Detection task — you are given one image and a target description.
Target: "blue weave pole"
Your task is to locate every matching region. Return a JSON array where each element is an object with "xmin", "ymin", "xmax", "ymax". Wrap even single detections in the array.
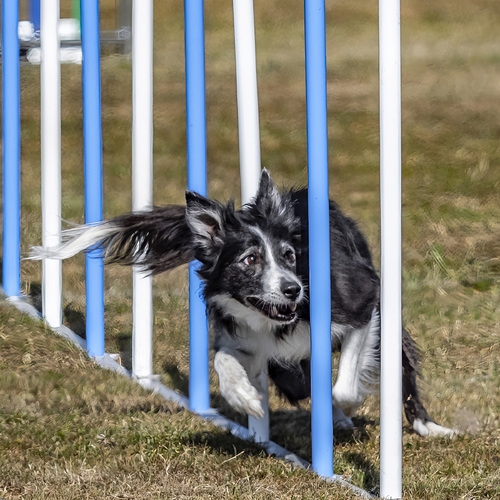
[
  {"xmin": 304, "ymin": 0, "xmax": 334, "ymax": 478},
  {"xmin": 185, "ymin": 0, "xmax": 210, "ymax": 413},
  {"xmin": 81, "ymin": 0, "xmax": 105, "ymax": 357},
  {"xmin": 2, "ymin": 0, "xmax": 21, "ymax": 298},
  {"xmin": 29, "ymin": 0, "xmax": 41, "ymax": 34}
]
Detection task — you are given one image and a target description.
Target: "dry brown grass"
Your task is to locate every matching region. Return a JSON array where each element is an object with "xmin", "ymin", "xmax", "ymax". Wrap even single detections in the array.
[{"xmin": 0, "ymin": 305, "xmax": 360, "ymax": 499}]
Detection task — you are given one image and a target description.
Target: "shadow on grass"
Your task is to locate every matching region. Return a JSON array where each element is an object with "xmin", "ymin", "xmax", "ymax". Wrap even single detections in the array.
[
  {"xmin": 63, "ymin": 304, "xmax": 86, "ymax": 338},
  {"xmin": 344, "ymin": 451, "xmax": 380, "ymax": 494},
  {"xmin": 207, "ymin": 389, "xmax": 379, "ymax": 491},
  {"xmin": 162, "ymin": 360, "xmax": 190, "ymax": 395},
  {"xmin": 19, "ymin": 282, "xmax": 87, "ymax": 341},
  {"xmin": 183, "ymin": 428, "xmax": 268, "ymax": 458},
  {"xmin": 27, "ymin": 281, "xmax": 43, "ymax": 312},
  {"xmin": 271, "ymin": 409, "xmax": 375, "ymax": 446},
  {"xmin": 17, "ymin": 283, "xmax": 89, "ymax": 348},
  {"xmin": 63, "ymin": 303, "xmax": 134, "ymax": 370},
  {"xmin": 116, "ymin": 331, "xmax": 132, "ymax": 369},
  {"xmin": 270, "ymin": 408, "xmax": 379, "ymax": 491}
]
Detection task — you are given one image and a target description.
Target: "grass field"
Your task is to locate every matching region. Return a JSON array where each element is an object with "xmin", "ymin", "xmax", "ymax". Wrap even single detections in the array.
[{"xmin": 1, "ymin": 0, "xmax": 499, "ymax": 498}]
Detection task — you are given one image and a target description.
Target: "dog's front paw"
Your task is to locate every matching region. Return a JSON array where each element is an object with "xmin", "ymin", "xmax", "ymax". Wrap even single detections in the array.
[
  {"xmin": 214, "ymin": 351, "xmax": 265, "ymax": 419},
  {"xmin": 220, "ymin": 373, "xmax": 264, "ymax": 419},
  {"xmin": 333, "ymin": 406, "xmax": 354, "ymax": 430}
]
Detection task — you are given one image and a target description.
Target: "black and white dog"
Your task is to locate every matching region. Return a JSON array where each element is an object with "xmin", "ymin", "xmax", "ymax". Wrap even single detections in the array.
[{"xmin": 31, "ymin": 170, "xmax": 454, "ymax": 436}]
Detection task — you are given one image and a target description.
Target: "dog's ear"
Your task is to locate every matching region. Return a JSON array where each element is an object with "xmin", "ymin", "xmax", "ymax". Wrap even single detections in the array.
[
  {"xmin": 254, "ymin": 168, "xmax": 281, "ymax": 206},
  {"xmin": 185, "ymin": 191, "xmax": 226, "ymax": 248}
]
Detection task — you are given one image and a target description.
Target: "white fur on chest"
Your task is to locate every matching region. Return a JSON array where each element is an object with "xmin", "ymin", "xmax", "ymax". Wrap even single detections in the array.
[
  {"xmin": 211, "ymin": 293, "xmax": 355, "ymax": 365},
  {"xmin": 211, "ymin": 294, "xmax": 311, "ymax": 366}
]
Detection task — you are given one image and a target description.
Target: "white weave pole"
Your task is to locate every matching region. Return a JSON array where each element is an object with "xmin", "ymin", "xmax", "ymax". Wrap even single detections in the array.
[
  {"xmin": 379, "ymin": 0, "xmax": 403, "ymax": 497},
  {"xmin": 232, "ymin": 0, "xmax": 268, "ymax": 442},
  {"xmin": 131, "ymin": 0, "xmax": 154, "ymax": 380},
  {"xmin": 40, "ymin": 0, "xmax": 63, "ymax": 328},
  {"xmin": 233, "ymin": 0, "xmax": 262, "ymax": 204}
]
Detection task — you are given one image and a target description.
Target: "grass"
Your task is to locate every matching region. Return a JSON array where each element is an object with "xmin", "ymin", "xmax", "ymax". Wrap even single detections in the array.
[
  {"xmin": 1, "ymin": 0, "xmax": 499, "ymax": 497},
  {"xmin": 1, "ymin": 306, "xmax": 358, "ymax": 499}
]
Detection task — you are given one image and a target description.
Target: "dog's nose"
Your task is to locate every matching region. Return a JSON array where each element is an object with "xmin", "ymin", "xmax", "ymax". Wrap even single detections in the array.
[{"xmin": 281, "ymin": 280, "xmax": 301, "ymax": 301}]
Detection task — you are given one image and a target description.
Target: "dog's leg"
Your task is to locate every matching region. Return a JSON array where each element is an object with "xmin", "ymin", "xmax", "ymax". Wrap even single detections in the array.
[
  {"xmin": 332, "ymin": 314, "xmax": 379, "ymax": 416},
  {"xmin": 214, "ymin": 348, "xmax": 265, "ymax": 419},
  {"xmin": 402, "ymin": 329, "xmax": 457, "ymax": 437},
  {"xmin": 268, "ymin": 359, "xmax": 354, "ymax": 429},
  {"xmin": 331, "ymin": 325, "xmax": 368, "ymax": 415},
  {"xmin": 268, "ymin": 358, "xmax": 311, "ymax": 403},
  {"xmin": 333, "ymin": 406, "xmax": 354, "ymax": 430}
]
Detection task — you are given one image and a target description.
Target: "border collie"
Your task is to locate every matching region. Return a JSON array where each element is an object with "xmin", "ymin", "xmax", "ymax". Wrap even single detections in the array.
[{"xmin": 30, "ymin": 170, "xmax": 455, "ymax": 437}]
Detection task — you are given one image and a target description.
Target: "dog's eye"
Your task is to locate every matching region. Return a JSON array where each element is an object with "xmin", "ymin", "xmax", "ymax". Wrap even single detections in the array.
[
  {"xmin": 242, "ymin": 254, "xmax": 258, "ymax": 266},
  {"xmin": 284, "ymin": 249, "xmax": 296, "ymax": 264}
]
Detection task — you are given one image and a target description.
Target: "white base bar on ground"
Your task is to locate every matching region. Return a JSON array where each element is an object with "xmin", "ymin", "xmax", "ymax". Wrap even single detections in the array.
[{"xmin": 40, "ymin": 0, "xmax": 62, "ymax": 328}]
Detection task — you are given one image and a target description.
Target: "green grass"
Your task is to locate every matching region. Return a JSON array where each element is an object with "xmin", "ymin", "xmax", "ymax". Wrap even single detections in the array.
[{"xmin": 1, "ymin": 0, "xmax": 500, "ymax": 497}]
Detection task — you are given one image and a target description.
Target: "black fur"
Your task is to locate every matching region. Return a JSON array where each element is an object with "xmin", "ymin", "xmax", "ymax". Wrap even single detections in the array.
[
  {"xmin": 291, "ymin": 189, "xmax": 380, "ymax": 327},
  {"xmin": 99, "ymin": 205, "xmax": 192, "ymax": 274}
]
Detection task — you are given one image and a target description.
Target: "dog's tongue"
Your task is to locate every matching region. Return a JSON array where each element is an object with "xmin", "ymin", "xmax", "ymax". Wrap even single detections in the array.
[{"xmin": 247, "ymin": 297, "xmax": 297, "ymax": 322}]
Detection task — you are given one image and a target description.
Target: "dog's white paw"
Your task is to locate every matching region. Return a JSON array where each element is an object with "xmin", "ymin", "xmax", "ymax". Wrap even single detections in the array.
[
  {"xmin": 413, "ymin": 419, "xmax": 458, "ymax": 437},
  {"xmin": 333, "ymin": 406, "xmax": 354, "ymax": 430},
  {"xmin": 332, "ymin": 384, "xmax": 364, "ymax": 417},
  {"xmin": 214, "ymin": 350, "xmax": 265, "ymax": 419},
  {"xmin": 221, "ymin": 377, "xmax": 264, "ymax": 418}
]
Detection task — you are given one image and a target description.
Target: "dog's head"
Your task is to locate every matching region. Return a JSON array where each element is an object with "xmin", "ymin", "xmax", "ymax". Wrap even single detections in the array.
[{"xmin": 185, "ymin": 170, "xmax": 304, "ymax": 327}]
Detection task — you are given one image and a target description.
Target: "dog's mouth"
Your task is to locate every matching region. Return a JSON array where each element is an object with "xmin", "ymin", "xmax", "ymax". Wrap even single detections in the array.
[{"xmin": 246, "ymin": 297, "xmax": 298, "ymax": 323}]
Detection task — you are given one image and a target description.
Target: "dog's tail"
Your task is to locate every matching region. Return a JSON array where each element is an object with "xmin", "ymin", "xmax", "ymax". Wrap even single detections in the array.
[{"xmin": 28, "ymin": 205, "xmax": 194, "ymax": 274}]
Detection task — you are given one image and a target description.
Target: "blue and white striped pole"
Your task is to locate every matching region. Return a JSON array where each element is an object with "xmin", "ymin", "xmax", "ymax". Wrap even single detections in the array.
[
  {"xmin": 1, "ymin": 0, "xmax": 21, "ymax": 298},
  {"xmin": 304, "ymin": 0, "xmax": 334, "ymax": 478},
  {"xmin": 81, "ymin": 0, "xmax": 105, "ymax": 358},
  {"xmin": 185, "ymin": 0, "xmax": 210, "ymax": 413}
]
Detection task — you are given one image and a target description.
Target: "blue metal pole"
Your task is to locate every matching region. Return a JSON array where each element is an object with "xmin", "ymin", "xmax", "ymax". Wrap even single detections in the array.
[
  {"xmin": 2, "ymin": 0, "xmax": 21, "ymax": 298},
  {"xmin": 304, "ymin": 0, "xmax": 334, "ymax": 478},
  {"xmin": 184, "ymin": 0, "xmax": 210, "ymax": 413},
  {"xmin": 81, "ymin": 0, "xmax": 105, "ymax": 357},
  {"xmin": 30, "ymin": 0, "xmax": 41, "ymax": 34}
]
